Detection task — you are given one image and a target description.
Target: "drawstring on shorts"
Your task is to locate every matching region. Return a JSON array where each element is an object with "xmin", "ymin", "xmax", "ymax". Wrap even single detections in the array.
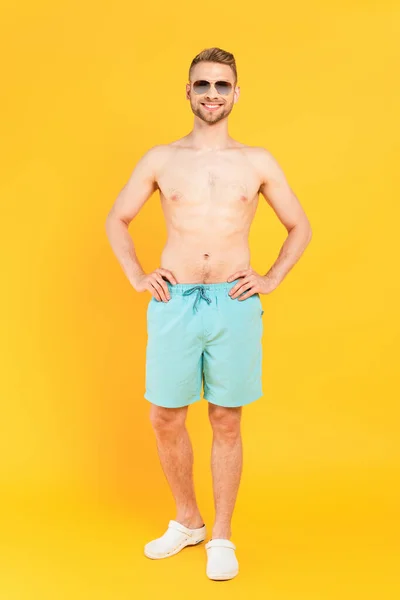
[{"xmin": 182, "ymin": 286, "xmax": 212, "ymax": 313}]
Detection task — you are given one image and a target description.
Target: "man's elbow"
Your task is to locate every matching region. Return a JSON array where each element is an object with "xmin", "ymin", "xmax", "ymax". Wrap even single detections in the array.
[
  {"xmin": 105, "ymin": 211, "xmax": 115, "ymax": 232},
  {"xmin": 289, "ymin": 217, "xmax": 312, "ymax": 238},
  {"xmin": 303, "ymin": 222, "xmax": 313, "ymax": 248},
  {"xmin": 305, "ymin": 220, "xmax": 312, "ymax": 243},
  {"xmin": 289, "ymin": 218, "xmax": 312, "ymax": 246},
  {"xmin": 298, "ymin": 214, "xmax": 312, "ymax": 239},
  {"xmin": 105, "ymin": 210, "xmax": 129, "ymax": 235}
]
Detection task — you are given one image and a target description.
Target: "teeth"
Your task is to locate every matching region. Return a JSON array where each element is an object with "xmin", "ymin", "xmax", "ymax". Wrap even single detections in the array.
[{"xmin": 204, "ymin": 104, "xmax": 221, "ymax": 109}]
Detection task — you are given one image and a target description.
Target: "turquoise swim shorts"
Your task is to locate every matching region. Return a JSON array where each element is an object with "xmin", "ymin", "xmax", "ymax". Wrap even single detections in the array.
[{"xmin": 144, "ymin": 279, "xmax": 264, "ymax": 409}]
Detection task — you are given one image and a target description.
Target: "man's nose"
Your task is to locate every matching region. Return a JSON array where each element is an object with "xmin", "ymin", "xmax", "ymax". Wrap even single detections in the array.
[{"xmin": 205, "ymin": 83, "xmax": 219, "ymax": 99}]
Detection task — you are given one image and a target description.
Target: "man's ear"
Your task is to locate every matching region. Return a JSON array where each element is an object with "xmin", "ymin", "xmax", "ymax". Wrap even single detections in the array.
[
  {"xmin": 234, "ymin": 86, "xmax": 240, "ymax": 103},
  {"xmin": 186, "ymin": 83, "xmax": 190, "ymax": 99}
]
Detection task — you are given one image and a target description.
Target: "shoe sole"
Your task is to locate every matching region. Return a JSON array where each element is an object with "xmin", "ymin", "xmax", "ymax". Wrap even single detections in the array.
[
  {"xmin": 207, "ymin": 570, "xmax": 239, "ymax": 580},
  {"xmin": 144, "ymin": 537, "xmax": 206, "ymax": 559}
]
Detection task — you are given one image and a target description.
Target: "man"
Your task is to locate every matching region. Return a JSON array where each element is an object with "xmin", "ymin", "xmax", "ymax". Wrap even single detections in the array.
[{"xmin": 105, "ymin": 47, "xmax": 312, "ymax": 580}]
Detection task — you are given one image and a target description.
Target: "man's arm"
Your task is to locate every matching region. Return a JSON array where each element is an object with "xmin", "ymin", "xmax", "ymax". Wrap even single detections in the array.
[
  {"xmin": 227, "ymin": 149, "xmax": 312, "ymax": 297},
  {"xmin": 257, "ymin": 148, "xmax": 312, "ymax": 286},
  {"xmin": 105, "ymin": 146, "xmax": 162, "ymax": 289}
]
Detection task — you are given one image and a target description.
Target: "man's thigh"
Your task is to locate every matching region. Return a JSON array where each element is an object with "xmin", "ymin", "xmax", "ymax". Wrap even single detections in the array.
[
  {"xmin": 203, "ymin": 293, "xmax": 264, "ymax": 408},
  {"xmin": 144, "ymin": 296, "xmax": 203, "ymax": 408}
]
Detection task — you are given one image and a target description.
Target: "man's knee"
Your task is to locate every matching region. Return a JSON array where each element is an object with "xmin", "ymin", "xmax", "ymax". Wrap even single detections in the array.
[
  {"xmin": 149, "ymin": 403, "xmax": 188, "ymax": 434},
  {"xmin": 208, "ymin": 404, "xmax": 242, "ymax": 436}
]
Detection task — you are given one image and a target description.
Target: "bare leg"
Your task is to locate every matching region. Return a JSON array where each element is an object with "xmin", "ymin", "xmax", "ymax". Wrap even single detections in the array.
[
  {"xmin": 149, "ymin": 403, "xmax": 204, "ymax": 529},
  {"xmin": 208, "ymin": 403, "xmax": 243, "ymax": 540}
]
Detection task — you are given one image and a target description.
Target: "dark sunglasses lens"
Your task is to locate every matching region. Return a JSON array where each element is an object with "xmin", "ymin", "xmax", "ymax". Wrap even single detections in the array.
[
  {"xmin": 193, "ymin": 80, "xmax": 210, "ymax": 94},
  {"xmin": 215, "ymin": 81, "xmax": 232, "ymax": 95}
]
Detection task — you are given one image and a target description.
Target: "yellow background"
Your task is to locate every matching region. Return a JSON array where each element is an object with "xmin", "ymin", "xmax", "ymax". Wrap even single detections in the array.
[{"xmin": 1, "ymin": 0, "xmax": 399, "ymax": 598}]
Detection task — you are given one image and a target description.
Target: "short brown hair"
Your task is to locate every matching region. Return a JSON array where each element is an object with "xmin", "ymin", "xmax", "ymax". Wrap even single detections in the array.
[{"xmin": 189, "ymin": 47, "xmax": 237, "ymax": 84}]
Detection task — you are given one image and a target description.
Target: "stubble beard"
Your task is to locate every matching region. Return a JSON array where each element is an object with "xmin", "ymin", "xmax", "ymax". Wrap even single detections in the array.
[{"xmin": 190, "ymin": 99, "xmax": 234, "ymax": 125}]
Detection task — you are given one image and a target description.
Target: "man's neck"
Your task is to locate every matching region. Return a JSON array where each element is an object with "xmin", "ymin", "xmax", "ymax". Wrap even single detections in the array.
[{"xmin": 187, "ymin": 118, "xmax": 232, "ymax": 150}]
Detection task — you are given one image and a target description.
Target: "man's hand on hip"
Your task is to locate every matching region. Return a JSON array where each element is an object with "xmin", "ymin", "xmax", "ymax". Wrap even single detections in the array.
[
  {"xmin": 227, "ymin": 268, "xmax": 277, "ymax": 300},
  {"xmin": 134, "ymin": 268, "xmax": 177, "ymax": 302}
]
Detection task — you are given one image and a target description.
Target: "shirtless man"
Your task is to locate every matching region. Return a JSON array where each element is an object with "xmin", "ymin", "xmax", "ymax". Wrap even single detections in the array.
[{"xmin": 105, "ymin": 47, "xmax": 312, "ymax": 580}]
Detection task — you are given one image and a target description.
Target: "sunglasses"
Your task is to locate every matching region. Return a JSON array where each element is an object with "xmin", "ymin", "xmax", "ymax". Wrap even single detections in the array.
[{"xmin": 191, "ymin": 80, "xmax": 233, "ymax": 96}]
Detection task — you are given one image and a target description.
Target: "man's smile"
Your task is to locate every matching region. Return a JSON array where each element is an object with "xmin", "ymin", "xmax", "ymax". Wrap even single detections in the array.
[{"xmin": 201, "ymin": 103, "xmax": 223, "ymax": 111}]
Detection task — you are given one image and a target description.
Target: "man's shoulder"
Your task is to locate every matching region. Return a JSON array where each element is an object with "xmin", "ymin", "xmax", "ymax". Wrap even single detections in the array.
[
  {"xmin": 138, "ymin": 144, "xmax": 176, "ymax": 174},
  {"xmin": 240, "ymin": 145, "xmax": 276, "ymax": 175},
  {"xmin": 146, "ymin": 137, "xmax": 189, "ymax": 152},
  {"xmin": 242, "ymin": 144, "xmax": 272, "ymax": 159},
  {"xmin": 143, "ymin": 143, "xmax": 173, "ymax": 158}
]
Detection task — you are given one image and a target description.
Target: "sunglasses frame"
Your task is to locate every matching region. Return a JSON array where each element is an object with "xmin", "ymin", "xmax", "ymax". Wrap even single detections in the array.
[{"xmin": 190, "ymin": 79, "xmax": 234, "ymax": 96}]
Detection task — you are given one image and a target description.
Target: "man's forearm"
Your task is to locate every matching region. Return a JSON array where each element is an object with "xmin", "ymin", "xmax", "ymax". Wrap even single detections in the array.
[
  {"xmin": 105, "ymin": 217, "xmax": 145, "ymax": 289},
  {"xmin": 265, "ymin": 220, "xmax": 312, "ymax": 285}
]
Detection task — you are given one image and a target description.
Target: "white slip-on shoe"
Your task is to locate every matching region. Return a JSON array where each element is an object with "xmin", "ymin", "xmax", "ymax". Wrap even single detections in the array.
[
  {"xmin": 205, "ymin": 538, "xmax": 239, "ymax": 580},
  {"xmin": 144, "ymin": 520, "xmax": 207, "ymax": 559}
]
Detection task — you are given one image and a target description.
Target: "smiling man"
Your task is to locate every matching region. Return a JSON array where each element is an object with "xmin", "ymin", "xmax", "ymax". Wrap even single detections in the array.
[{"xmin": 105, "ymin": 47, "xmax": 312, "ymax": 580}]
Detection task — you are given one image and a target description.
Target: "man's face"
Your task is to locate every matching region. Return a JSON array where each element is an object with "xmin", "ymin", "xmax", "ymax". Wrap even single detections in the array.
[{"xmin": 186, "ymin": 62, "xmax": 239, "ymax": 125}]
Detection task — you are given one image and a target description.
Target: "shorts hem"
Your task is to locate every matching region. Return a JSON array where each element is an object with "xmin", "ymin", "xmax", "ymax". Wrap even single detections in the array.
[
  {"xmin": 204, "ymin": 392, "xmax": 263, "ymax": 408},
  {"xmin": 144, "ymin": 394, "xmax": 201, "ymax": 408}
]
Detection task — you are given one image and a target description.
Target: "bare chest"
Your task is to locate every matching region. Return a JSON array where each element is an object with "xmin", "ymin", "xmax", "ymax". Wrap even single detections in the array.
[{"xmin": 157, "ymin": 153, "xmax": 261, "ymax": 209}]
